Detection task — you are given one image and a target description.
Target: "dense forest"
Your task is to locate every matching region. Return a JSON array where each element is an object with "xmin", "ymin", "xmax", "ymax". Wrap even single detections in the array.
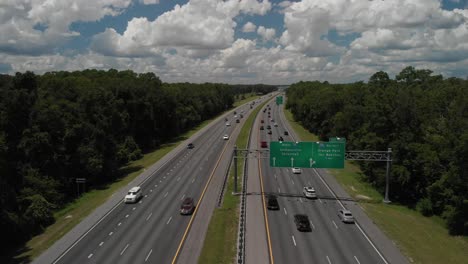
[
  {"xmin": 0, "ymin": 69, "xmax": 276, "ymax": 253},
  {"xmin": 286, "ymin": 66, "xmax": 468, "ymax": 235}
]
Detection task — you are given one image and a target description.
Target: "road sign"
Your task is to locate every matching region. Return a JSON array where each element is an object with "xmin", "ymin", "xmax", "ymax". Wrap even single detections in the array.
[
  {"xmin": 312, "ymin": 141, "xmax": 345, "ymax": 168},
  {"xmin": 270, "ymin": 141, "xmax": 314, "ymax": 168},
  {"xmin": 276, "ymin": 96, "xmax": 283, "ymax": 105},
  {"xmin": 269, "ymin": 140, "xmax": 345, "ymax": 168}
]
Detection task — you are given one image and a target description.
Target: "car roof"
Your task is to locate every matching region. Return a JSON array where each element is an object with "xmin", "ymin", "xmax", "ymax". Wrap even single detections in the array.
[{"xmin": 129, "ymin": 186, "xmax": 140, "ymax": 192}]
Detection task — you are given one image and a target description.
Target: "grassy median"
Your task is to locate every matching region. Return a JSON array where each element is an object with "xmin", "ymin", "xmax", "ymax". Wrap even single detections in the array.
[
  {"xmin": 284, "ymin": 108, "xmax": 468, "ymax": 264},
  {"xmin": 198, "ymin": 100, "xmax": 268, "ymax": 264},
  {"xmin": 12, "ymin": 95, "xmax": 259, "ymax": 264}
]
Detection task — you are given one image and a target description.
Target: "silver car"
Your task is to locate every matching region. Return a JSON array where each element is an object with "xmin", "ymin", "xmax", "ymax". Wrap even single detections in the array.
[{"xmin": 338, "ymin": 209, "xmax": 354, "ymax": 223}]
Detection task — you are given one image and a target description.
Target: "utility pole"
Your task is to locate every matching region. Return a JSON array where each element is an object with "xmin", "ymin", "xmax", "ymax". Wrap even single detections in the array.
[{"xmin": 383, "ymin": 148, "xmax": 392, "ymax": 203}]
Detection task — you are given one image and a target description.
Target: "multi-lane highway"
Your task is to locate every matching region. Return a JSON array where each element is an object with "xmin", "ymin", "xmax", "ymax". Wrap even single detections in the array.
[
  {"xmin": 35, "ymin": 97, "xmax": 267, "ymax": 264},
  {"xmin": 246, "ymin": 98, "xmax": 408, "ymax": 264}
]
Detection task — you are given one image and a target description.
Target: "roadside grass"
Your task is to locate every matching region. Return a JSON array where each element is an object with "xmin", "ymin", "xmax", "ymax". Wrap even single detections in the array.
[
  {"xmin": 284, "ymin": 109, "xmax": 468, "ymax": 264},
  {"xmin": 199, "ymin": 100, "xmax": 267, "ymax": 264},
  {"xmin": 13, "ymin": 94, "xmax": 259, "ymax": 264}
]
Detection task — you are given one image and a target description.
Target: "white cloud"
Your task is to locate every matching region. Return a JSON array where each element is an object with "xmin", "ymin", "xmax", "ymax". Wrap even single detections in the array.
[
  {"xmin": 0, "ymin": 0, "xmax": 132, "ymax": 55},
  {"xmin": 242, "ymin": 22, "xmax": 257, "ymax": 33},
  {"xmin": 257, "ymin": 26, "xmax": 276, "ymax": 41},
  {"xmin": 91, "ymin": 0, "xmax": 272, "ymax": 57}
]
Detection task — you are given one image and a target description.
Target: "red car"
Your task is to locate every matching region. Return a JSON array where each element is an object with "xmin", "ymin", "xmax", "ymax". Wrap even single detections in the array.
[{"xmin": 261, "ymin": 141, "xmax": 268, "ymax": 148}]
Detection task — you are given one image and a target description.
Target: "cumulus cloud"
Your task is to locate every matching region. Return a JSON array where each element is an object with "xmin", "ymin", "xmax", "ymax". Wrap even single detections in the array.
[
  {"xmin": 257, "ymin": 26, "xmax": 276, "ymax": 41},
  {"xmin": 242, "ymin": 22, "xmax": 257, "ymax": 32},
  {"xmin": 0, "ymin": 0, "xmax": 132, "ymax": 55},
  {"xmin": 91, "ymin": 0, "xmax": 272, "ymax": 57}
]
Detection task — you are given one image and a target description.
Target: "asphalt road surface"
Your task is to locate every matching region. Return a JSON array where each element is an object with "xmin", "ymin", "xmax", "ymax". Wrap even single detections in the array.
[
  {"xmin": 246, "ymin": 99, "xmax": 408, "ymax": 264},
  {"xmin": 37, "ymin": 98, "xmax": 265, "ymax": 264}
]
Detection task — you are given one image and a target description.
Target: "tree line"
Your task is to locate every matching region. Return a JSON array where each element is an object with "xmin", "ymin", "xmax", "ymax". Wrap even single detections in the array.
[
  {"xmin": 0, "ymin": 69, "xmax": 276, "ymax": 253},
  {"xmin": 286, "ymin": 67, "xmax": 468, "ymax": 235}
]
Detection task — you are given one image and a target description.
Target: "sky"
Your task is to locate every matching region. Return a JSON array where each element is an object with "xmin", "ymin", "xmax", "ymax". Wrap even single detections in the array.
[{"xmin": 0, "ymin": 0, "xmax": 467, "ymax": 84}]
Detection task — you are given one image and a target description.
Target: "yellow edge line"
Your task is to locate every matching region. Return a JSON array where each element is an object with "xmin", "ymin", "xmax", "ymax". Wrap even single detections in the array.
[
  {"xmin": 258, "ymin": 116, "xmax": 275, "ymax": 264},
  {"xmin": 171, "ymin": 137, "xmax": 231, "ymax": 264}
]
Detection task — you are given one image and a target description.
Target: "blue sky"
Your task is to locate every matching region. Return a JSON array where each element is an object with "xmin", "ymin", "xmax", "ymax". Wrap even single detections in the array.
[{"xmin": 1, "ymin": 0, "xmax": 467, "ymax": 84}]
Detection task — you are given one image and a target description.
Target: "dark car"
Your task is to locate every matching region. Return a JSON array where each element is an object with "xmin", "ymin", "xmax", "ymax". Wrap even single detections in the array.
[
  {"xmin": 261, "ymin": 120, "xmax": 264, "ymax": 123},
  {"xmin": 267, "ymin": 195, "xmax": 279, "ymax": 210},
  {"xmin": 260, "ymin": 125, "xmax": 264, "ymax": 130},
  {"xmin": 267, "ymin": 125, "xmax": 271, "ymax": 129},
  {"xmin": 267, "ymin": 130, "xmax": 272, "ymax": 135},
  {"xmin": 284, "ymin": 131, "xmax": 289, "ymax": 136},
  {"xmin": 278, "ymin": 136, "xmax": 284, "ymax": 141},
  {"xmin": 236, "ymin": 119, "xmax": 240, "ymax": 123},
  {"xmin": 294, "ymin": 214, "xmax": 312, "ymax": 232},
  {"xmin": 180, "ymin": 197, "xmax": 195, "ymax": 215},
  {"xmin": 240, "ymin": 114, "xmax": 243, "ymax": 118},
  {"xmin": 187, "ymin": 143, "xmax": 195, "ymax": 149}
]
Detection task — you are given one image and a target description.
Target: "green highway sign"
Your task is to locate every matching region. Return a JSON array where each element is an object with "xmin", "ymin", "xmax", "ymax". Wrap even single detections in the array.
[
  {"xmin": 313, "ymin": 141, "xmax": 345, "ymax": 169},
  {"xmin": 269, "ymin": 140, "xmax": 345, "ymax": 169},
  {"xmin": 270, "ymin": 141, "xmax": 314, "ymax": 167},
  {"xmin": 276, "ymin": 96, "xmax": 283, "ymax": 105}
]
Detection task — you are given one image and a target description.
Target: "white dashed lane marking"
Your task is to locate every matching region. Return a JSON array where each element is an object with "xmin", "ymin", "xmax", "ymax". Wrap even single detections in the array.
[{"xmin": 120, "ymin": 244, "xmax": 129, "ymax": 255}]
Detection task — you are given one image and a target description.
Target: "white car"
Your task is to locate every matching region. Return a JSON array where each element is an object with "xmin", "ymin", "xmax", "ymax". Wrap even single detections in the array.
[
  {"xmin": 303, "ymin": 187, "xmax": 317, "ymax": 199},
  {"xmin": 226, "ymin": 122, "xmax": 231, "ymax": 126},
  {"xmin": 338, "ymin": 209, "xmax": 355, "ymax": 223},
  {"xmin": 223, "ymin": 134, "xmax": 229, "ymax": 140},
  {"xmin": 274, "ymin": 123, "xmax": 278, "ymax": 127},
  {"xmin": 292, "ymin": 167, "xmax": 302, "ymax": 174},
  {"xmin": 125, "ymin": 186, "xmax": 142, "ymax": 203}
]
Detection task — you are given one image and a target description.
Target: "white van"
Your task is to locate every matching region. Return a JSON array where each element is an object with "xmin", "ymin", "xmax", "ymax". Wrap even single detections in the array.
[{"xmin": 125, "ymin": 186, "xmax": 142, "ymax": 203}]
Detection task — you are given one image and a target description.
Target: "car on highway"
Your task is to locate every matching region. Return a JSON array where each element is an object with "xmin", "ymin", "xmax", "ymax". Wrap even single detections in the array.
[
  {"xmin": 274, "ymin": 123, "xmax": 278, "ymax": 127},
  {"xmin": 223, "ymin": 134, "xmax": 229, "ymax": 140},
  {"xmin": 267, "ymin": 195, "xmax": 279, "ymax": 210},
  {"xmin": 226, "ymin": 122, "xmax": 230, "ymax": 126},
  {"xmin": 303, "ymin": 187, "xmax": 317, "ymax": 199},
  {"xmin": 187, "ymin": 143, "xmax": 194, "ymax": 149},
  {"xmin": 180, "ymin": 197, "xmax": 195, "ymax": 215},
  {"xmin": 267, "ymin": 125, "xmax": 271, "ymax": 129},
  {"xmin": 236, "ymin": 119, "xmax": 240, "ymax": 123},
  {"xmin": 267, "ymin": 130, "xmax": 272, "ymax": 135},
  {"xmin": 284, "ymin": 131, "xmax": 289, "ymax": 136},
  {"xmin": 294, "ymin": 214, "xmax": 312, "ymax": 232},
  {"xmin": 338, "ymin": 209, "xmax": 355, "ymax": 223},
  {"xmin": 292, "ymin": 167, "xmax": 302, "ymax": 174},
  {"xmin": 261, "ymin": 119, "xmax": 264, "ymax": 123},
  {"xmin": 261, "ymin": 141, "xmax": 268, "ymax": 148},
  {"xmin": 278, "ymin": 136, "xmax": 284, "ymax": 142},
  {"xmin": 260, "ymin": 125, "xmax": 264, "ymax": 130},
  {"xmin": 271, "ymin": 119, "xmax": 275, "ymax": 122},
  {"xmin": 124, "ymin": 186, "xmax": 142, "ymax": 203}
]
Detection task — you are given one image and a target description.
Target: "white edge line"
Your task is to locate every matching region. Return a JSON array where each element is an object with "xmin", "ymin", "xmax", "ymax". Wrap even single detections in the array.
[
  {"xmin": 87, "ymin": 253, "xmax": 93, "ymax": 259},
  {"xmin": 326, "ymin": 255, "xmax": 331, "ymax": 264},
  {"xmin": 167, "ymin": 216, "xmax": 172, "ymax": 225},
  {"xmin": 291, "ymin": 235, "xmax": 296, "ymax": 246}
]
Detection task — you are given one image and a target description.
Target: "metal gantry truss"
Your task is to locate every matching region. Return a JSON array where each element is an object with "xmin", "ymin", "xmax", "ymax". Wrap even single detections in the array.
[{"xmin": 232, "ymin": 147, "xmax": 393, "ymax": 203}]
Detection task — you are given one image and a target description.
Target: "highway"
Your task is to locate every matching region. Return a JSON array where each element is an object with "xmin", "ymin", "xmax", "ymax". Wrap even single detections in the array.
[
  {"xmin": 45, "ymin": 99, "xmax": 262, "ymax": 264},
  {"xmin": 250, "ymin": 100, "xmax": 407, "ymax": 264}
]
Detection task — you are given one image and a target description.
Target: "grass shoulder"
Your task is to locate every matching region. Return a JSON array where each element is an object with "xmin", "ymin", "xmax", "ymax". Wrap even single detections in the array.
[{"xmin": 284, "ymin": 108, "xmax": 468, "ymax": 264}]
